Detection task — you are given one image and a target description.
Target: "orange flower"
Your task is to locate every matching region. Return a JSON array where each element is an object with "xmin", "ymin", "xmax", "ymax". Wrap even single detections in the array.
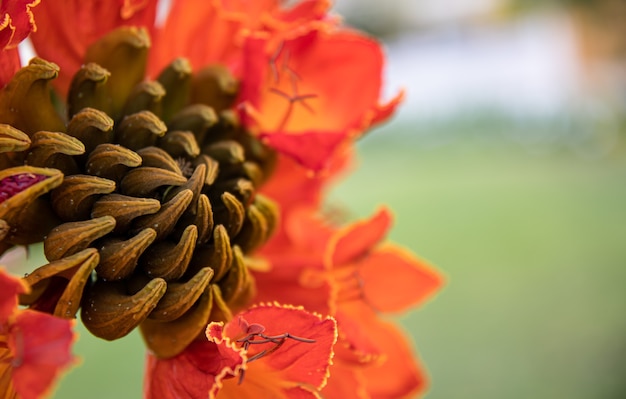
[
  {"xmin": 0, "ymin": 0, "xmax": 40, "ymax": 86},
  {"xmin": 0, "ymin": 269, "xmax": 75, "ymax": 399},
  {"xmin": 145, "ymin": 303, "xmax": 337, "ymax": 399},
  {"xmin": 238, "ymin": 25, "xmax": 404, "ymax": 170},
  {"xmin": 149, "ymin": 0, "xmax": 332, "ymax": 77},
  {"xmin": 0, "ymin": 1, "xmax": 442, "ymax": 398},
  {"xmin": 254, "ymin": 207, "xmax": 443, "ymax": 397}
]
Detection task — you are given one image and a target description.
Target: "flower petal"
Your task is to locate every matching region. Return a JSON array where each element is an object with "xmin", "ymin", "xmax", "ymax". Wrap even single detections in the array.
[
  {"xmin": 0, "ymin": 0, "xmax": 40, "ymax": 50},
  {"xmin": 259, "ymin": 130, "xmax": 347, "ymax": 172},
  {"xmin": 29, "ymin": 0, "xmax": 157, "ymax": 94},
  {"xmin": 0, "ymin": 268, "xmax": 27, "ymax": 321},
  {"xmin": 360, "ymin": 319, "xmax": 428, "ymax": 399},
  {"xmin": 239, "ymin": 27, "xmax": 395, "ymax": 170},
  {"xmin": 8, "ymin": 310, "xmax": 75, "ymax": 399},
  {"xmin": 149, "ymin": 0, "xmax": 243, "ymax": 77},
  {"xmin": 0, "ymin": 48, "xmax": 21, "ymax": 87},
  {"xmin": 329, "ymin": 208, "xmax": 392, "ymax": 267},
  {"xmin": 358, "ymin": 245, "xmax": 444, "ymax": 313},
  {"xmin": 211, "ymin": 304, "xmax": 337, "ymax": 398},
  {"xmin": 144, "ymin": 338, "xmax": 245, "ymax": 399}
]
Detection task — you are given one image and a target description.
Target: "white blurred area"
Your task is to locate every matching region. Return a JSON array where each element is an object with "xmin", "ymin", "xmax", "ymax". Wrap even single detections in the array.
[{"xmin": 333, "ymin": 0, "xmax": 624, "ymax": 122}]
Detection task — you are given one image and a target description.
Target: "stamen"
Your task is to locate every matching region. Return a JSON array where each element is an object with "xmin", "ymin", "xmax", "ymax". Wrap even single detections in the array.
[
  {"xmin": 175, "ymin": 157, "xmax": 195, "ymax": 178},
  {"xmin": 236, "ymin": 319, "xmax": 316, "ymax": 384},
  {"xmin": 0, "ymin": 173, "xmax": 49, "ymax": 204},
  {"xmin": 267, "ymin": 42, "xmax": 318, "ymax": 131}
]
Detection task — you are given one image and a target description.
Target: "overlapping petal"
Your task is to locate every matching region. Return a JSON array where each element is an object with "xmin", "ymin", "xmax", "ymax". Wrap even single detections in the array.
[
  {"xmin": 144, "ymin": 339, "xmax": 245, "ymax": 399},
  {"xmin": 239, "ymin": 27, "xmax": 402, "ymax": 170},
  {"xmin": 254, "ymin": 207, "xmax": 443, "ymax": 398},
  {"xmin": 211, "ymin": 304, "xmax": 337, "ymax": 399},
  {"xmin": 150, "ymin": 0, "xmax": 331, "ymax": 77},
  {"xmin": 0, "ymin": 269, "xmax": 75, "ymax": 399},
  {"xmin": 0, "ymin": 0, "xmax": 40, "ymax": 50},
  {"xmin": 29, "ymin": 0, "xmax": 158, "ymax": 94}
]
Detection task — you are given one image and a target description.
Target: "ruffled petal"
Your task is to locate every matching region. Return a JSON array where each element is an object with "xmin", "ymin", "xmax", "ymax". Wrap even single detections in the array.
[
  {"xmin": 0, "ymin": 0, "xmax": 40, "ymax": 50},
  {"xmin": 213, "ymin": 304, "xmax": 337, "ymax": 398},
  {"xmin": 8, "ymin": 310, "xmax": 75, "ymax": 399}
]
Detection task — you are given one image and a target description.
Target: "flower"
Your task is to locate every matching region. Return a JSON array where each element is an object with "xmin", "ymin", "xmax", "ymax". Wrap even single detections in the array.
[
  {"xmin": 0, "ymin": 268, "xmax": 75, "ymax": 399},
  {"xmin": 0, "ymin": 27, "xmax": 280, "ymax": 360},
  {"xmin": 0, "ymin": 1, "xmax": 442, "ymax": 398},
  {"xmin": 253, "ymin": 206, "xmax": 443, "ymax": 397},
  {"xmin": 238, "ymin": 25, "xmax": 404, "ymax": 171},
  {"xmin": 145, "ymin": 303, "xmax": 337, "ymax": 399}
]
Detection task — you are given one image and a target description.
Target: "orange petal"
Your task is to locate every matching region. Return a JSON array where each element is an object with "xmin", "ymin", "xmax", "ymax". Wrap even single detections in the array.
[
  {"xmin": 329, "ymin": 208, "xmax": 392, "ymax": 267},
  {"xmin": 251, "ymin": 264, "xmax": 332, "ymax": 316},
  {"xmin": 144, "ymin": 339, "xmax": 245, "ymax": 399},
  {"xmin": 149, "ymin": 0, "xmax": 243, "ymax": 77},
  {"xmin": 239, "ymin": 27, "xmax": 391, "ymax": 169},
  {"xmin": 360, "ymin": 319, "xmax": 429, "ymax": 399},
  {"xmin": 8, "ymin": 310, "xmax": 75, "ymax": 399},
  {"xmin": 358, "ymin": 245, "xmax": 444, "ymax": 313},
  {"xmin": 259, "ymin": 151, "xmax": 352, "ymax": 215},
  {"xmin": 0, "ymin": 268, "xmax": 28, "ymax": 321},
  {"xmin": 216, "ymin": 304, "xmax": 337, "ymax": 397},
  {"xmin": 29, "ymin": 0, "xmax": 157, "ymax": 95},
  {"xmin": 321, "ymin": 360, "xmax": 370, "ymax": 399},
  {"xmin": 332, "ymin": 303, "xmax": 427, "ymax": 399}
]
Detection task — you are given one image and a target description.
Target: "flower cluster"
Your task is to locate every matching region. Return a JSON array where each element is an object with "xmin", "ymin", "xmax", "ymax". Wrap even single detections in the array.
[{"xmin": 0, "ymin": 1, "xmax": 442, "ymax": 398}]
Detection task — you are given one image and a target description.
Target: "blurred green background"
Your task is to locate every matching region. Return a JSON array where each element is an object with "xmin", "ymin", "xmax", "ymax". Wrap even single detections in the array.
[
  {"xmin": 12, "ymin": 0, "xmax": 626, "ymax": 398},
  {"xmin": 30, "ymin": 115, "xmax": 625, "ymax": 398}
]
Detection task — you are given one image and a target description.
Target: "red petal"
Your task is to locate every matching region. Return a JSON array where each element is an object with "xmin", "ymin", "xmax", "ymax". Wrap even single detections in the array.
[
  {"xmin": 0, "ymin": 268, "xmax": 28, "ymax": 322},
  {"xmin": 260, "ymin": 130, "xmax": 348, "ymax": 172},
  {"xmin": 359, "ymin": 246, "xmax": 444, "ymax": 313},
  {"xmin": 0, "ymin": 0, "xmax": 40, "ymax": 50},
  {"xmin": 29, "ymin": 0, "xmax": 157, "ymax": 94},
  {"xmin": 0, "ymin": 42, "xmax": 22, "ymax": 89},
  {"xmin": 144, "ymin": 338, "xmax": 245, "ymax": 399},
  {"xmin": 222, "ymin": 304, "xmax": 337, "ymax": 390},
  {"xmin": 8, "ymin": 310, "xmax": 75, "ymax": 399},
  {"xmin": 330, "ymin": 208, "xmax": 392, "ymax": 267}
]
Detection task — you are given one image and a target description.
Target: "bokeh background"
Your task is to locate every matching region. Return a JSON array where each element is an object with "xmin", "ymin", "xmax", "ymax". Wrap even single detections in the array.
[{"xmin": 10, "ymin": 0, "xmax": 626, "ymax": 397}]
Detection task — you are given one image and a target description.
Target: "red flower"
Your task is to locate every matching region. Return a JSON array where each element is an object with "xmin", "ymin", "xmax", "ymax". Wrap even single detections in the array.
[
  {"xmin": 145, "ymin": 303, "xmax": 337, "ymax": 399},
  {"xmin": 0, "ymin": 269, "xmax": 75, "ymax": 399}
]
